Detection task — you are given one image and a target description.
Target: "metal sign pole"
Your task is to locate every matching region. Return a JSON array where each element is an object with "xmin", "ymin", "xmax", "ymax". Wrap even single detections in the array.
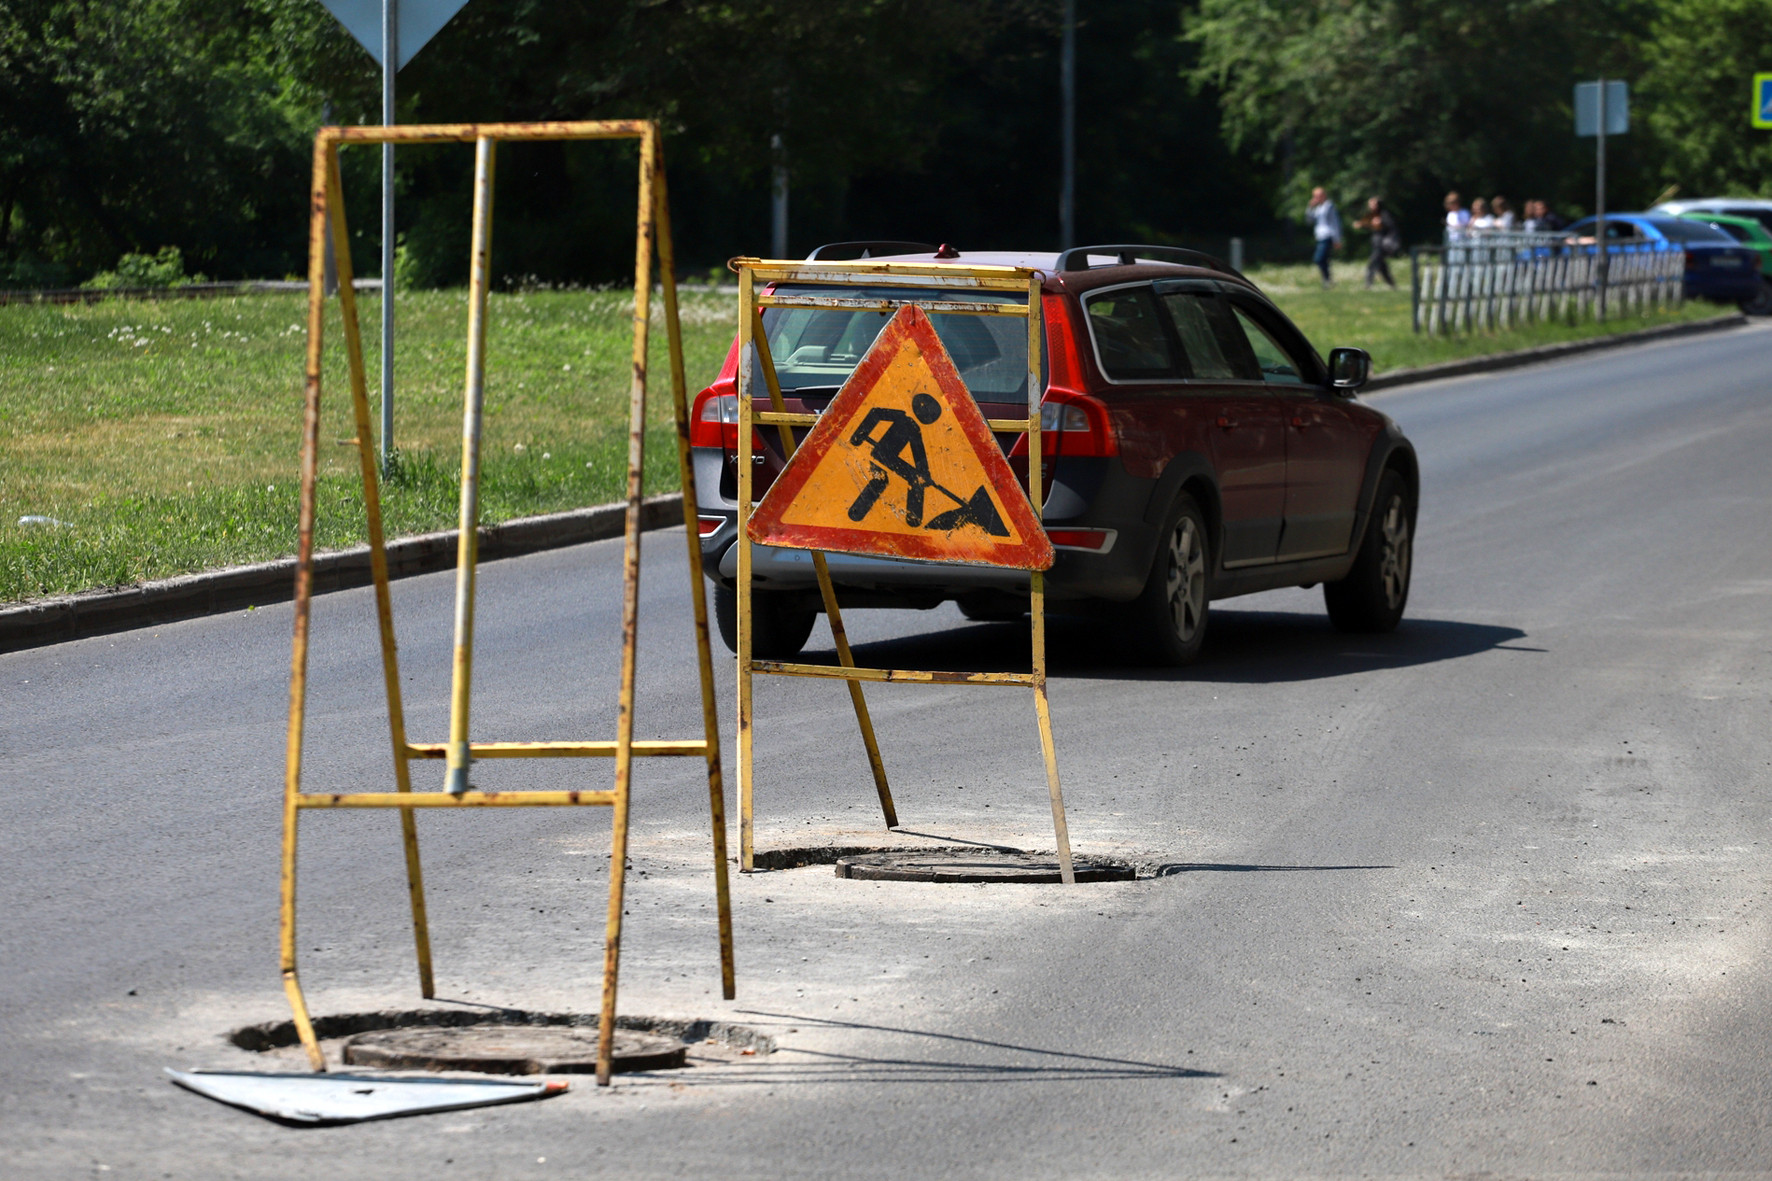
[
  {"xmin": 381, "ymin": 0, "xmax": 397, "ymax": 475},
  {"xmin": 1596, "ymin": 77, "xmax": 1608, "ymax": 323}
]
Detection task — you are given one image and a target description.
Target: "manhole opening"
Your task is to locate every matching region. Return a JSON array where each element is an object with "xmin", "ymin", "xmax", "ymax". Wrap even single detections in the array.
[
  {"xmin": 228, "ymin": 1009, "xmax": 773, "ymax": 1068},
  {"xmin": 828, "ymin": 847, "xmax": 1139, "ymax": 884},
  {"xmin": 343, "ymin": 1024, "xmax": 688, "ymax": 1076}
]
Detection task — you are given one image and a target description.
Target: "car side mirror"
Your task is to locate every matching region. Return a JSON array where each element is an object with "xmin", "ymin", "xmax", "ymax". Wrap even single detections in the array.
[{"xmin": 1328, "ymin": 346, "xmax": 1370, "ymax": 393}]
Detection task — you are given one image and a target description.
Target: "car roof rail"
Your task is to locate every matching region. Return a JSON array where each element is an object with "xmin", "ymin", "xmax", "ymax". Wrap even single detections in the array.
[
  {"xmin": 1055, "ymin": 243, "xmax": 1244, "ymax": 280},
  {"xmin": 804, "ymin": 241, "xmax": 940, "ymax": 261}
]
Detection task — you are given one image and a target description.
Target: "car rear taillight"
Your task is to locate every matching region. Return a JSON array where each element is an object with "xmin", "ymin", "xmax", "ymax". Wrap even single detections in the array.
[
  {"xmin": 690, "ymin": 390, "xmax": 737, "ymax": 449},
  {"xmin": 1034, "ymin": 392, "xmax": 1116, "ymax": 457},
  {"xmin": 1046, "ymin": 528, "xmax": 1116, "ymax": 553},
  {"xmin": 697, "ymin": 516, "xmax": 724, "ymax": 535},
  {"xmin": 1685, "ymin": 250, "xmax": 1700, "ymax": 271}
]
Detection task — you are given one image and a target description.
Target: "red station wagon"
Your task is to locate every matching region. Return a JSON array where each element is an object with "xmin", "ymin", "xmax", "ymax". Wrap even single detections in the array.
[{"xmin": 689, "ymin": 243, "xmax": 1418, "ymax": 666}]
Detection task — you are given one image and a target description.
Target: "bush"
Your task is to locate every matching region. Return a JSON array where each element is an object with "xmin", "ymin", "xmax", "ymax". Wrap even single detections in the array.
[{"xmin": 81, "ymin": 247, "xmax": 206, "ymax": 290}]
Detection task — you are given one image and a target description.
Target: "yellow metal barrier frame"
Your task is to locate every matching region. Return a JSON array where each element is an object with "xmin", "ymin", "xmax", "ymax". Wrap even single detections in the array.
[
  {"xmin": 284, "ymin": 121, "xmax": 734, "ymax": 1087},
  {"xmin": 731, "ymin": 259, "xmax": 1075, "ymax": 884}
]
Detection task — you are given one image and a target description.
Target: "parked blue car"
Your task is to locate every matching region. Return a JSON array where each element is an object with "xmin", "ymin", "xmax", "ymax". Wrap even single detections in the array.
[{"xmin": 1561, "ymin": 214, "xmax": 1763, "ymax": 304}]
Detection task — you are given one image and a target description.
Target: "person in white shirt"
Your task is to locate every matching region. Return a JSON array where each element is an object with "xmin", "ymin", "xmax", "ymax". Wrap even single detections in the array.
[
  {"xmin": 1491, "ymin": 195, "xmax": 1517, "ymax": 231},
  {"xmin": 1307, "ymin": 187, "xmax": 1342, "ymax": 288},
  {"xmin": 1469, "ymin": 197, "xmax": 1495, "ymax": 232},
  {"xmin": 1444, "ymin": 191, "xmax": 1471, "ymax": 240}
]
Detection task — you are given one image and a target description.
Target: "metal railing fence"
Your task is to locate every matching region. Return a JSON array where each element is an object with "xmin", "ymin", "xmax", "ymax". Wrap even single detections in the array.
[{"xmin": 1411, "ymin": 232, "xmax": 1684, "ymax": 334}]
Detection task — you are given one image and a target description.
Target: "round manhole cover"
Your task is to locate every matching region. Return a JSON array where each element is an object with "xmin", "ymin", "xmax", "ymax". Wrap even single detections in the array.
[
  {"xmin": 342, "ymin": 1024, "xmax": 686, "ymax": 1075},
  {"xmin": 834, "ymin": 850, "xmax": 1135, "ymax": 883}
]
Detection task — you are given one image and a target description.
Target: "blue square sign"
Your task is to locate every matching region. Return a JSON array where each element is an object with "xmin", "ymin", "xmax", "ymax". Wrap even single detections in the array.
[{"xmin": 1756, "ymin": 73, "xmax": 1772, "ymax": 129}]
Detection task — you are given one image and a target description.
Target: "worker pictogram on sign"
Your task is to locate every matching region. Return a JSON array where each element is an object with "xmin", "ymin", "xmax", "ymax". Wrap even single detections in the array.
[{"xmin": 747, "ymin": 305, "xmax": 1054, "ymax": 571}]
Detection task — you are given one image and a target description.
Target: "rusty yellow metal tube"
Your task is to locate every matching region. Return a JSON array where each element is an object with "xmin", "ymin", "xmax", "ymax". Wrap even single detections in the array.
[
  {"xmin": 753, "ymin": 661, "xmax": 1035, "ymax": 685},
  {"xmin": 297, "ymin": 790, "xmax": 618, "ymax": 808},
  {"xmin": 406, "ymin": 740, "xmax": 706, "ymax": 759},
  {"xmin": 321, "ymin": 120, "xmax": 656, "ymax": 146},
  {"xmin": 281, "ymin": 135, "xmax": 334, "ymax": 1073},
  {"xmin": 736, "ymin": 268, "xmax": 758, "ymax": 873},
  {"xmin": 733, "ymin": 258, "xmax": 1034, "ymax": 290},
  {"xmin": 753, "ymin": 411, "xmax": 1030, "ymax": 433},
  {"xmin": 1025, "ymin": 275, "xmax": 1075, "ymax": 885},
  {"xmin": 444, "ymin": 137, "xmax": 496, "ymax": 795},
  {"xmin": 749, "ymin": 312, "xmax": 897, "ymax": 828},
  {"xmin": 755, "ymin": 296, "xmax": 1028, "ymax": 317},
  {"xmin": 653, "ymin": 150, "xmax": 737, "ymax": 1002},
  {"xmin": 596, "ymin": 125, "xmax": 656, "ymax": 1088},
  {"xmin": 323, "ymin": 147, "xmax": 436, "ymax": 999}
]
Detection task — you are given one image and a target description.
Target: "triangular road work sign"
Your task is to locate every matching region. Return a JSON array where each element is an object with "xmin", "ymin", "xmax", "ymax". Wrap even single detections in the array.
[{"xmin": 748, "ymin": 305, "xmax": 1054, "ymax": 571}]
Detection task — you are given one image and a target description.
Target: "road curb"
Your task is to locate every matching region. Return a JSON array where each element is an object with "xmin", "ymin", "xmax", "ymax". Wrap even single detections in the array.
[
  {"xmin": 0, "ymin": 493, "xmax": 685, "ymax": 654},
  {"xmin": 1363, "ymin": 312, "xmax": 1749, "ymax": 392}
]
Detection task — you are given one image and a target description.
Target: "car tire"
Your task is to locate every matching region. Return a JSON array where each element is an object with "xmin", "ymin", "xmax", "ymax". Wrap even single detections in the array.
[
  {"xmin": 1324, "ymin": 469, "xmax": 1413, "ymax": 633},
  {"xmin": 1742, "ymin": 279, "xmax": 1772, "ymax": 317},
  {"xmin": 713, "ymin": 582, "xmax": 818, "ymax": 659},
  {"xmin": 1124, "ymin": 492, "xmax": 1211, "ymax": 666}
]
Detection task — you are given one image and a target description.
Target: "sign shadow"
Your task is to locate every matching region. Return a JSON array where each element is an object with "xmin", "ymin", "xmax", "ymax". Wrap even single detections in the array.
[{"xmin": 649, "ymin": 1011, "xmax": 1221, "ymax": 1088}]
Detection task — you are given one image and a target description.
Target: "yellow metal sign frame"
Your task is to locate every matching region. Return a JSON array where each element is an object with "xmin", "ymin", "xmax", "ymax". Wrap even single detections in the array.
[
  {"xmin": 284, "ymin": 121, "xmax": 734, "ymax": 1086},
  {"xmin": 731, "ymin": 258, "xmax": 1076, "ymax": 883}
]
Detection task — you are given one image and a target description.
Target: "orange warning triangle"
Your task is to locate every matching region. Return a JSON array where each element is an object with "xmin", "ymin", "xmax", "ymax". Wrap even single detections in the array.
[{"xmin": 747, "ymin": 305, "xmax": 1054, "ymax": 571}]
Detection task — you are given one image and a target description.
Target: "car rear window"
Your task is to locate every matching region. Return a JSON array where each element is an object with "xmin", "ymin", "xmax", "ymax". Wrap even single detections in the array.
[
  {"xmin": 753, "ymin": 285, "xmax": 1033, "ymax": 396},
  {"xmin": 1646, "ymin": 218, "xmax": 1733, "ymax": 243}
]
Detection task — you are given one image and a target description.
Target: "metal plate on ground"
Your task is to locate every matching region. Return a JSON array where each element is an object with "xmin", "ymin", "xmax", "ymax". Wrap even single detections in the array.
[
  {"xmin": 342, "ymin": 1025, "xmax": 686, "ymax": 1075},
  {"xmin": 166, "ymin": 1069, "xmax": 564, "ymax": 1124},
  {"xmin": 834, "ymin": 850, "xmax": 1135, "ymax": 883}
]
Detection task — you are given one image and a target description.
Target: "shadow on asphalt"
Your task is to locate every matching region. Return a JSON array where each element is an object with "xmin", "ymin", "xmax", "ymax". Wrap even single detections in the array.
[
  {"xmin": 1151, "ymin": 862, "xmax": 1394, "ymax": 876},
  {"xmin": 698, "ymin": 1011, "xmax": 1219, "ymax": 1085},
  {"xmin": 804, "ymin": 609, "xmax": 1531, "ymax": 684}
]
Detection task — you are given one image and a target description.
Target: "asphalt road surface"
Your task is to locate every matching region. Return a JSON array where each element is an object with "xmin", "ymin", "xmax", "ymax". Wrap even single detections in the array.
[{"xmin": 4, "ymin": 323, "xmax": 1770, "ymax": 1179}]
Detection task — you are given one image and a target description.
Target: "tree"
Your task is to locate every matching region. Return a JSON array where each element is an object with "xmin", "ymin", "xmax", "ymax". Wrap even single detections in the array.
[
  {"xmin": 1183, "ymin": 0, "xmax": 1648, "ymax": 238},
  {"xmin": 0, "ymin": 1, "xmax": 314, "ymax": 283},
  {"xmin": 1639, "ymin": 0, "xmax": 1772, "ymax": 198}
]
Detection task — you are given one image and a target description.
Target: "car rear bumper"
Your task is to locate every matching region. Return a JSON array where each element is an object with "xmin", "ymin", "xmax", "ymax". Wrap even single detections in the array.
[{"xmin": 1685, "ymin": 269, "xmax": 1763, "ymax": 301}]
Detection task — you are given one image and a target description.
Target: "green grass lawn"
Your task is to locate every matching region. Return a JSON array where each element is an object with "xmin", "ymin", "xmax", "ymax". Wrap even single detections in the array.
[
  {"xmin": 0, "ymin": 268, "xmax": 1732, "ymax": 603},
  {"xmin": 0, "ymin": 288, "xmax": 736, "ymax": 601}
]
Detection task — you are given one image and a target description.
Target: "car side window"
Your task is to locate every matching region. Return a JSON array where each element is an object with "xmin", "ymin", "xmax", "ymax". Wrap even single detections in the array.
[
  {"xmin": 1604, "ymin": 220, "xmax": 1639, "ymax": 240},
  {"xmin": 1160, "ymin": 292, "xmax": 1254, "ymax": 381},
  {"xmin": 1229, "ymin": 307, "xmax": 1308, "ymax": 384},
  {"xmin": 1084, "ymin": 287, "xmax": 1176, "ymax": 380}
]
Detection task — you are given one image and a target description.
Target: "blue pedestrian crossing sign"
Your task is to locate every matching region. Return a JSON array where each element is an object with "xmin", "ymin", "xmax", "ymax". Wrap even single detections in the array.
[{"xmin": 1755, "ymin": 74, "xmax": 1772, "ymax": 129}]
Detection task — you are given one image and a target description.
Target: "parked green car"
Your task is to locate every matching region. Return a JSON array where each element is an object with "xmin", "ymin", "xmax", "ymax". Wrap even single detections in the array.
[{"xmin": 1678, "ymin": 211, "xmax": 1772, "ymax": 315}]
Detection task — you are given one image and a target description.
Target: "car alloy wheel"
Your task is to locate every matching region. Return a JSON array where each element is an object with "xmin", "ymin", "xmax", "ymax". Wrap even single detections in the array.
[
  {"xmin": 1324, "ymin": 468, "xmax": 1412, "ymax": 634},
  {"xmin": 1377, "ymin": 492, "xmax": 1411, "ymax": 611},
  {"xmin": 1165, "ymin": 516, "xmax": 1208, "ymax": 644}
]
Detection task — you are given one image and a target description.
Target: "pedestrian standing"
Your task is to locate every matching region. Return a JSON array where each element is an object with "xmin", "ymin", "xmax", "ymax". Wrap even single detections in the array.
[
  {"xmin": 1307, "ymin": 187, "xmax": 1342, "ymax": 288},
  {"xmin": 1470, "ymin": 197, "xmax": 1494, "ymax": 232},
  {"xmin": 1444, "ymin": 191, "xmax": 1470, "ymax": 241},
  {"xmin": 1492, "ymin": 196, "xmax": 1517, "ymax": 231},
  {"xmin": 1357, "ymin": 196, "xmax": 1400, "ymax": 288}
]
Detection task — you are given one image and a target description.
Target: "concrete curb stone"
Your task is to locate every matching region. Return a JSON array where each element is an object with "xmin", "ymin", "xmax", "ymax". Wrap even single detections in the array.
[
  {"xmin": 1363, "ymin": 311, "xmax": 1747, "ymax": 392},
  {"xmin": 0, "ymin": 493, "xmax": 684, "ymax": 654}
]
